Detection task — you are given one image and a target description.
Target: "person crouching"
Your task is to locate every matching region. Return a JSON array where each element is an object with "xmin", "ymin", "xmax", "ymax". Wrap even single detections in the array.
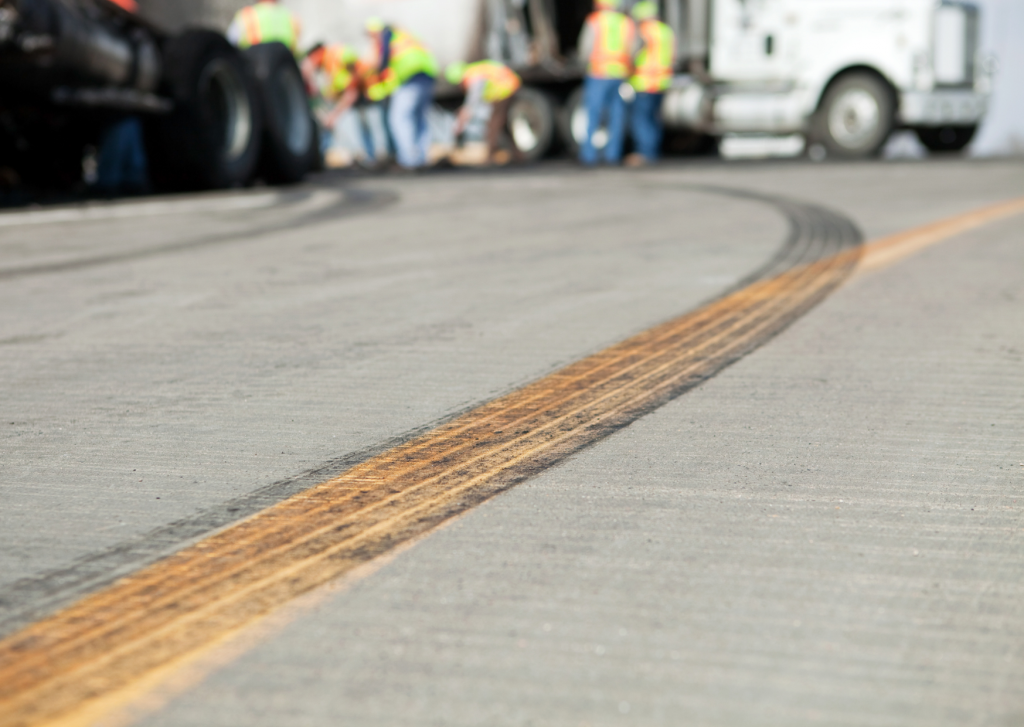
[{"xmin": 446, "ymin": 60, "xmax": 523, "ymax": 165}]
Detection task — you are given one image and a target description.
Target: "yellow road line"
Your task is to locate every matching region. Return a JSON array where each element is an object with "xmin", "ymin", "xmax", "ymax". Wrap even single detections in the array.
[
  {"xmin": 1, "ymin": 195, "xmax": 1021, "ymax": 727},
  {"xmin": 857, "ymin": 196, "xmax": 1024, "ymax": 272}
]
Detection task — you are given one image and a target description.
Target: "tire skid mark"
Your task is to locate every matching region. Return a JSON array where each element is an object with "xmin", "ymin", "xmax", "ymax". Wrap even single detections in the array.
[
  {"xmin": 0, "ymin": 188, "xmax": 396, "ymax": 281},
  {"xmin": 0, "ymin": 187, "xmax": 840, "ymax": 637},
  {"xmin": 0, "ymin": 189, "xmax": 862, "ymax": 727},
  {"xmin": 6, "ymin": 254, "xmax": 849, "ymax": 687}
]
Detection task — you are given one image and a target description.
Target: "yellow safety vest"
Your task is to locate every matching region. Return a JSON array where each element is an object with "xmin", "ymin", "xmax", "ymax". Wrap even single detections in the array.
[
  {"xmin": 233, "ymin": 2, "xmax": 300, "ymax": 53},
  {"xmin": 321, "ymin": 45, "xmax": 359, "ymax": 98},
  {"xmin": 630, "ymin": 19, "xmax": 674, "ymax": 93},
  {"xmin": 366, "ymin": 28, "xmax": 438, "ymax": 101}
]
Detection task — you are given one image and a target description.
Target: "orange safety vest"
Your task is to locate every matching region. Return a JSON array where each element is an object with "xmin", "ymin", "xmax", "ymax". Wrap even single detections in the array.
[
  {"xmin": 321, "ymin": 45, "xmax": 359, "ymax": 97},
  {"xmin": 630, "ymin": 19, "xmax": 674, "ymax": 93},
  {"xmin": 462, "ymin": 60, "xmax": 521, "ymax": 102},
  {"xmin": 585, "ymin": 10, "xmax": 635, "ymax": 80}
]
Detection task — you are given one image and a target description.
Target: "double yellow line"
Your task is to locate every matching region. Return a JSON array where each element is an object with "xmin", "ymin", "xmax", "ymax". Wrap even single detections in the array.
[{"xmin": 1, "ymin": 194, "xmax": 1021, "ymax": 727}]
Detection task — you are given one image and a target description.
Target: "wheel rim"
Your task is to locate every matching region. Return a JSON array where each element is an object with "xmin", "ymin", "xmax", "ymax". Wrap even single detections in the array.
[
  {"xmin": 828, "ymin": 87, "xmax": 880, "ymax": 150},
  {"xmin": 199, "ymin": 59, "xmax": 253, "ymax": 162},
  {"xmin": 509, "ymin": 102, "xmax": 542, "ymax": 154},
  {"xmin": 510, "ymin": 116, "xmax": 538, "ymax": 153},
  {"xmin": 271, "ymin": 65, "xmax": 313, "ymax": 156},
  {"xmin": 571, "ymin": 102, "xmax": 608, "ymax": 150}
]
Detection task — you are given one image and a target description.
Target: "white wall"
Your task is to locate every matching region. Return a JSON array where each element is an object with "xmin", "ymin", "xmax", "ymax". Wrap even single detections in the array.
[
  {"xmin": 284, "ymin": 0, "xmax": 483, "ymax": 69},
  {"xmin": 971, "ymin": 0, "xmax": 1024, "ymax": 155}
]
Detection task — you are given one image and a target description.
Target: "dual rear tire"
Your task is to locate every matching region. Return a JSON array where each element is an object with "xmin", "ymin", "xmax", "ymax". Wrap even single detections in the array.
[
  {"xmin": 148, "ymin": 30, "xmax": 262, "ymax": 190},
  {"xmin": 501, "ymin": 85, "xmax": 619, "ymax": 160},
  {"xmin": 506, "ymin": 87, "xmax": 556, "ymax": 162},
  {"xmin": 147, "ymin": 32, "xmax": 316, "ymax": 190},
  {"xmin": 497, "ymin": 85, "xmax": 599, "ymax": 161},
  {"xmin": 558, "ymin": 86, "xmax": 590, "ymax": 158}
]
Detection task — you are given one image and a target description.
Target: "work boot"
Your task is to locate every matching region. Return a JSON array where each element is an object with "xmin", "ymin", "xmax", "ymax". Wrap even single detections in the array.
[{"xmin": 624, "ymin": 153, "xmax": 648, "ymax": 168}]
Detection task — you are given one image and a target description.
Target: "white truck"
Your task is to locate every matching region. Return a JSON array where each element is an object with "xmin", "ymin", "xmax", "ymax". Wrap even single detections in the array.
[
  {"xmin": 670, "ymin": 0, "xmax": 990, "ymax": 157},
  {"xmin": 287, "ymin": 0, "xmax": 990, "ymax": 159}
]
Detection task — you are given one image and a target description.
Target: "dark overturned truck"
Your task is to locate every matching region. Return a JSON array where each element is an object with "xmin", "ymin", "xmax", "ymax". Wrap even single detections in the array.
[{"xmin": 0, "ymin": 0, "xmax": 317, "ymax": 192}]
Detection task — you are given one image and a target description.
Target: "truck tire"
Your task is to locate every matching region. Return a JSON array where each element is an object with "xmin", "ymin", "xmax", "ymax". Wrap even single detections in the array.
[
  {"xmin": 663, "ymin": 129, "xmax": 719, "ymax": 157},
  {"xmin": 508, "ymin": 87, "xmax": 555, "ymax": 161},
  {"xmin": 558, "ymin": 85, "xmax": 624, "ymax": 158},
  {"xmin": 148, "ymin": 30, "xmax": 262, "ymax": 190},
  {"xmin": 557, "ymin": 86, "xmax": 586, "ymax": 157},
  {"xmin": 915, "ymin": 125, "xmax": 976, "ymax": 153},
  {"xmin": 244, "ymin": 42, "xmax": 317, "ymax": 183},
  {"xmin": 813, "ymin": 72, "xmax": 894, "ymax": 159}
]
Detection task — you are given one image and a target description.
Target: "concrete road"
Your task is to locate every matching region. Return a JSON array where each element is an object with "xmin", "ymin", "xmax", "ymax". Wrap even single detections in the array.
[{"xmin": 1, "ymin": 158, "xmax": 1023, "ymax": 726}]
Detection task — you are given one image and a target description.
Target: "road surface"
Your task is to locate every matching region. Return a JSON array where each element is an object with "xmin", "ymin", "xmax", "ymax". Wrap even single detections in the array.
[{"xmin": 1, "ymin": 158, "xmax": 1023, "ymax": 726}]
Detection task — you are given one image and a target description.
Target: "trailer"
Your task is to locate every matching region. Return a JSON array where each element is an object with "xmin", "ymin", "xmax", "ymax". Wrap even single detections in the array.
[
  {"xmin": 0, "ymin": 0, "xmax": 318, "ymax": 192},
  {"xmin": 288, "ymin": 0, "xmax": 990, "ymax": 159}
]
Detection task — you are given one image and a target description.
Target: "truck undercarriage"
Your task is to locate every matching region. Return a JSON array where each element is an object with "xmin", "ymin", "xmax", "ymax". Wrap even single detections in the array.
[{"xmin": 0, "ymin": 0, "xmax": 317, "ymax": 194}]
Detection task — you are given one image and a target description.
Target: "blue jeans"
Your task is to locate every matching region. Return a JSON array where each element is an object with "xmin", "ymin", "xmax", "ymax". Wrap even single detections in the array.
[
  {"xmin": 579, "ymin": 75, "xmax": 627, "ymax": 165},
  {"xmin": 322, "ymin": 107, "xmax": 377, "ymax": 161},
  {"xmin": 96, "ymin": 116, "xmax": 148, "ymax": 192},
  {"xmin": 356, "ymin": 107, "xmax": 376, "ymax": 160},
  {"xmin": 388, "ymin": 75, "xmax": 435, "ymax": 168},
  {"xmin": 630, "ymin": 91, "xmax": 665, "ymax": 160}
]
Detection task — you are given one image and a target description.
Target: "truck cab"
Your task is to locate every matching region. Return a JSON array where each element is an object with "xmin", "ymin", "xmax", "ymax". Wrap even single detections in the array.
[{"xmin": 664, "ymin": 0, "xmax": 989, "ymax": 156}]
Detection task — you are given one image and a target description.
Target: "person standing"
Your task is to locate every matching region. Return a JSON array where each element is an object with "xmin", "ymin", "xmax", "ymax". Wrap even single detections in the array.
[
  {"xmin": 226, "ymin": 0, "xmax": 302, "ymax": 54},
  {"xmin": 364, "ymin": 18, "xmax": 439, "ymax": 169},
  {"xmin": 95, "ymin": 116, "xmax": 148, "ymax": 196},
  {"xmin": 446, "ymin": 60, "xmax": 522, "ymax": 164},
  {"xmin": 626, "ymin": 1, "xmax": 675, "ymax": 166},
  {"xmin": 576, "ymin": 0, "xmax": 636, "ymax": 166}
]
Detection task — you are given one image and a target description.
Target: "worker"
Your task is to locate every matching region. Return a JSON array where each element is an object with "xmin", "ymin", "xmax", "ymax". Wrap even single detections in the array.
[
  {"xmin": 95, "ymin": 116, "xmax": 148, "ymax": 196},
  {"xmin": 363, "ymin": 18, "xmax": 439, "ymax": 169},
  {"xmin": 303, "ymin": 43, "xmax": 378, "ymax": 163},
  {"xmin": 227, "ymin": 0, "xmax": 302, "ymax": 54},
  {"xmin": 446, "ymin": 60, "xmax": 522, "ymax": 164},
  {"xmin": 626, "ymin": 1, "xmax": 675, "ymax": 166},
  {"xmin": 576, "ymin": 0, "xmax": 636, "ymax": 165}
]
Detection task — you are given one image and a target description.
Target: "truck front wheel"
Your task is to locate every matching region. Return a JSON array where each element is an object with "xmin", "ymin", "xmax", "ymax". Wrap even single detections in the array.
[
  {"xmin": 814, "ymin": 72, "xmax": 894, "ymax": 159},
  {"xmin": 148, "ymin": 30, "xmax": 263, "ymax": 190},
  {"xmin": 915, "ymin": 125, "xmax": 976, "ymax": 153}
]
